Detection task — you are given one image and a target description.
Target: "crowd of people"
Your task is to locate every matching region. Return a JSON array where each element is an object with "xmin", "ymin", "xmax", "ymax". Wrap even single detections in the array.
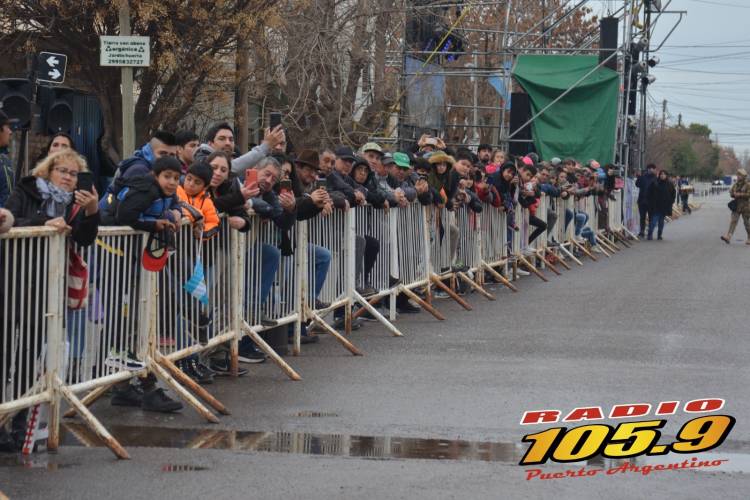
[{"xmin": 0, "ymin": 107, "xmax": 690, "ymax": 451}]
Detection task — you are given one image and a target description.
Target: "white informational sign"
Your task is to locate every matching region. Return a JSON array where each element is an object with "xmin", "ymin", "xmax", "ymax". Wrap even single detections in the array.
[{"xmin": 99, "ymin": 36, "xmax": 150, "ymax": 67}]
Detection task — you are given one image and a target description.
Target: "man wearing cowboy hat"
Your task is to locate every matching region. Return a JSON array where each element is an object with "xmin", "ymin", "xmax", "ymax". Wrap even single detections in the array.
[{"xmin": 721, "ymin": 168, "xmax": 750, "ymax": 245}]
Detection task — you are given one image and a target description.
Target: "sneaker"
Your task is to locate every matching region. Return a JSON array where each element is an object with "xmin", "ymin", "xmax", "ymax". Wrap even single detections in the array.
[
  {"xmin": 238, "ymin": 343, "xmax": 266, "ymax": 364},
  {"xmin": 314, "ymin": 299, "xmax": 331, "ymax": 310},
  {"xmin": 638, "ymin": 232, "xmax": 645, "ymax": 238},
  {"xmin": 720, "ymin": 235, "xmax": 730, "ymax": 244},
  {"xmin": 356, "ymin": 285, "xmax": 378, "ymax": 297},
  {"xmin": 307, "ymin": 323, "xmax": 329, "ymax": 335},
  {"xmin": 657, "ymin": 236, "xmax": 663, "ymax": 241},
  {"xmin": 209, "ymin": 353, "xmax": 248, "ymax": 376},
  {"xmin": 105, "ymin": 350, "xmax": 146, "ymax": 371},
  {"xmin": 397, "ymin": 301, "xmax": 421, "ymax": 314},
  {"xmin": 517, "ymin": 269, "xmax": 530, "ymax": 276},
  {"xmin": 179, "ymin": 358, "xmax": 214, "ymax": 385},
  {"xmin": 260, "ymin": 314, "xmax": 278, "ymax": 327},
  {"xmin": 433, "ymin": 290, "xmax": 450, "ymax": 299},
  {"xmin": 354, "ymin": 305, "xmax": 379, "ymax": 322},
  {"xmin": 591, "ymin": 245, "xmax": 603, "ymax": 253},
  {"xmin": 142, "ymin": 388, "xmax": 183, "ymax": 413},
  {"xmin": 111, "ymin": 383, "xmax": 144, "ymax": 407},
  {"xmin": 333, "ymin": 317, "xmax": 362, "ymax": 331}
]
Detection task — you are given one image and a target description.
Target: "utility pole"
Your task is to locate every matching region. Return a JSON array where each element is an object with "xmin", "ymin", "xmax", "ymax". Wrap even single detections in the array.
[
  {"xmin": 661, "ymin": 99, "xmax": 666, "ymax": 131},
  {"xmin": 119, "ymin": 1, "xmax": 135, "ymax": 156},
  {"xmin": 677, "ymin": 113, "xmax": 682, "ymax": 127}
]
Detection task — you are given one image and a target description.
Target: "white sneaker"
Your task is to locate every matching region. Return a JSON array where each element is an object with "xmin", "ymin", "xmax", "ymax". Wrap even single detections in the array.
[
  {"xmin": 591, "ymin": 245, "xmax": 603, "ymax": 254},
  {"xmin": 517, "ymin": 269, "xmax": 531, "ymax": 276}
]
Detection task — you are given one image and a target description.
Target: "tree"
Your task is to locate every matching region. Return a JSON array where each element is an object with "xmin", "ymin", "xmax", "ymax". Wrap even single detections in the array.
[
  {"xmin": 688, "ymin": 122, "xmax": 711, "ymax": 138},
  {"xmin": 0, "ymin": 0, "xmax": 276, "ymax": 161}
]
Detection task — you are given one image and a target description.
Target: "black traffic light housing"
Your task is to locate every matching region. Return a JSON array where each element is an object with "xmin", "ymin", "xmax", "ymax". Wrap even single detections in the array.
[
  {"xmin": 0, "ymin": 78, "xmax": 33, "ymax": 130},
  {"xmin": 38, "ymin": 86, "xmax": 74, "ymax": 134}
]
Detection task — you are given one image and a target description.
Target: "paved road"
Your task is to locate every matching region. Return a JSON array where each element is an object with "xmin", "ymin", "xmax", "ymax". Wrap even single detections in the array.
[{"xmin": 2, "ymin": 196, "xmax": 749, "ymax": 499}]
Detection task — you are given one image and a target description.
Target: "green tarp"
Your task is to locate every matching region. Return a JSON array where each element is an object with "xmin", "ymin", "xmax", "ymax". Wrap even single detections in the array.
[{"xmin": 512, "ymin": 55, "xmax": 619, "ymax": 164}]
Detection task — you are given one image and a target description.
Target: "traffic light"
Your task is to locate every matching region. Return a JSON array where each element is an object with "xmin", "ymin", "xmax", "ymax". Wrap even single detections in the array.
[
  {"xmin": 0, "ymin": 78, "xmax": 33, "ymax": 130},
  {"xmin": 38, "ymin": 86, "xmax": 74, "ymax": 134}
]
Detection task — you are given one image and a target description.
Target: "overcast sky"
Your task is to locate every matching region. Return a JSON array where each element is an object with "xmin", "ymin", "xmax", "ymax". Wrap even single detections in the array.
[{"xmin": 639, "ymin": 0, "xmax": 750, "ymax": 153}]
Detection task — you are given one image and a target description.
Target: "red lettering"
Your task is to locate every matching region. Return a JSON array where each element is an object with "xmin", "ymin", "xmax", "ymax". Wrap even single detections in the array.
[
  {"xmin": 610, "ymin": 403, "xmax": 651, "ymax": 418},
  {"xmin": 520, "ymin": 410, "xmax": 560, "ymax": 425},
  {"xmin": 655, "ymin": 401, "xmax": 679, "ymax": 415},
  {"xmin": 563, "ymin": 406, "xmax": 604, "ymax": 422},
  {"xmin": 684, "ymin": 398, "xmax": 724, "ymax": 413}
]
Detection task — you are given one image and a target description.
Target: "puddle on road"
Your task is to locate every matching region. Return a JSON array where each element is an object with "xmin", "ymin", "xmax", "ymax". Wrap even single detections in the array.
[
  {"xmin": 60, "ymin": 422, "xmax": 523, "ymax": 463},
  {"xmin": 57, "ymin": 423, "xmax": 750, "ymax": 473}
]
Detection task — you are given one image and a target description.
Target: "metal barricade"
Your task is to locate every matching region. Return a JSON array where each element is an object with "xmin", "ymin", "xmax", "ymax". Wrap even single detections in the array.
[
  {"xmin": 428, "ymin": 206, "xmax": 454, "ymax": 276},
  {"xmin": 454, "ymin": 205, "xmax": 481, "ymax": 273},
  {"xmin": 1, "ymin": 228, "xmax": 62, "ymax": 423}
]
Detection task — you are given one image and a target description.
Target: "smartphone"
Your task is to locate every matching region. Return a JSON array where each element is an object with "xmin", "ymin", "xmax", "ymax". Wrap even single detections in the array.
[
  {"xmin": 315, "ymin": 178, "xmax": 327, "ymax": 191},
  {"xmin": 77, "ymin": 172, "xmax": 94, "ymax": 192},
  {"xmin": 279, "ymin": 178, "xmax": 292, "ymax": 195},
  {"xmin": 244, "ymin": 169, "xmax": 258, "ymax": 187},
  {"xmin": 269, "ymin": 112, "xmax": 282, "ymax": 130}
]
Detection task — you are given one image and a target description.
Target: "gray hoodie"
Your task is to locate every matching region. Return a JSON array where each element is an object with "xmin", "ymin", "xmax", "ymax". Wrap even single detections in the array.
[{"xmin": 193, "ymin": 142, "xmax": 272, "ymax": 177}]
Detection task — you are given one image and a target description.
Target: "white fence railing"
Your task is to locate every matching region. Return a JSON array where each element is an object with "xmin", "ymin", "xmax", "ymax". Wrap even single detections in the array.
[{"xmin": 1, "ymin": 188, "xmax": 638, "ymax": 459}]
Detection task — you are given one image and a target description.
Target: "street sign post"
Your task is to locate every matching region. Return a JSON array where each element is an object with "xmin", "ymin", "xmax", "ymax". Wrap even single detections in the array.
[{"xmin": 36, "ymin": 52, "xmax": 67, "ymax": 84}]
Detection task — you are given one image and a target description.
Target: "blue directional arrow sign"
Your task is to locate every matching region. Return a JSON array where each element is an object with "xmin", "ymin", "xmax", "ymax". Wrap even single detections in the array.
[{"xmin": 36, "ymin": 52, "xmax": 68, "ymax": 84}]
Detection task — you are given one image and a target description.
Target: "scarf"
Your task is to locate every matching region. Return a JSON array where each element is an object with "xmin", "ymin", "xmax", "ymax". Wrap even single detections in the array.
[{"xmin": 36, "ymin": 176, "xmax": 73, "ymax": 218}]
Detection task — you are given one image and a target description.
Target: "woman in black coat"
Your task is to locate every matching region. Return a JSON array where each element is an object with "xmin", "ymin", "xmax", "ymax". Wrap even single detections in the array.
[
  {"xmin": 1, "ymin": 150, "xmax": 99, "ymax": 450},
  {"xmin": 646, "ymin": 170, "xmax": 676, "ymax": 240}
]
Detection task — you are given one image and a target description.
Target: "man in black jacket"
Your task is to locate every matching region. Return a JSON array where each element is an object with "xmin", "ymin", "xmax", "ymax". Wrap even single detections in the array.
[{"xmin": 635, "ymin": 163, "xmax": 657, "ymax": 237}]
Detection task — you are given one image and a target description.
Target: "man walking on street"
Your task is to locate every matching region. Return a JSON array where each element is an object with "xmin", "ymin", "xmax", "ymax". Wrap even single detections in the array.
[
  {"xmin": 721, "ymin": 169, "xmax": 750, "ymax": 245},
  {"xmin": 635, "ymin": 163, "xmax": 657, "ymax": 237}
]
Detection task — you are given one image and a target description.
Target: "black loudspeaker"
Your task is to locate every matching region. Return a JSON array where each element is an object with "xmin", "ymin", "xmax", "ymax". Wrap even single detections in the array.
[
  {"xmin": 599, "ymin": 17, "xmax": 619, "ymax": 71},
  {"xmin": 509, "ymin": 92, "xmax": 534, "ymax": 156},
  {"xmin": 38, "ymin": 86, "xmax": 74, "ymax": 134},
  {"xmin": 0, "ymin": 79, "xmax": 33, "ymax": 130}
]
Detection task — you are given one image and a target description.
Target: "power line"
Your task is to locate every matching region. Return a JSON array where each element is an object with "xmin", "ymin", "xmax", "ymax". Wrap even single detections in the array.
[{"xmin": 686, "ymin": 0, "xmax": 750, "ymax": 9}]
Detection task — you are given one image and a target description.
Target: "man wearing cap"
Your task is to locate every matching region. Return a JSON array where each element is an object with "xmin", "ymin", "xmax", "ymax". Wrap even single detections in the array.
[
  {"xmin": 0, "ymin": 110, "xmax": 13, "ymax": 207},
  {"xmin": 721, "ymin": 168, "xmax": 750, "ymax": 245},
  {"xmin": 390, "ymin": 152, "xmax": 433, "ymax": 205},
  {"xmin": 362, "ymin": 142, "xmax": 407, "ymax": 208},
  {"xmin": 327, "ymin": 145, "xmax": 367, "ymax": 207},
  {"xmin": 636, "ymin": 163, "xmax": 658, "ymax": 237}
]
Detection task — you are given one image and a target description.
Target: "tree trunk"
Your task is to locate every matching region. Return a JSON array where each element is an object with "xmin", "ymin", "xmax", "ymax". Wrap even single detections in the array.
[{"xmin": 235, "ymin": 34, "xmax": 250, "ymax": 153}]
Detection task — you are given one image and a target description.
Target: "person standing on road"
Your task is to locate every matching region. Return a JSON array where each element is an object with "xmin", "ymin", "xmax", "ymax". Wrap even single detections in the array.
[
  {"xmin": 646, "ymin": 169, "xmax": 676, "ymax": 241},
  {"xmin": 635, "ymin": 163, "xmax": 657, "ymax": 237},
  {"xmin": 721, "ymin": 168, "xmax": 750, "ymax": 245}
]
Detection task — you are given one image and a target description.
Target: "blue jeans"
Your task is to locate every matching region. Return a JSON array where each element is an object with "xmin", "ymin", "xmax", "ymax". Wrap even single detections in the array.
[
  {"xmin": 574, "ymin": 211, "xmax": 596, "ymax": 246},
  {"xmin": 252, "ymin": 243, "xmax": 281, "ymax": 305},
  {"xmin": 648, "ymin": 212, "xmax": 665, "ymax": 239},
  {"xmin": 309, "ymin": 244, "xmax": 331, "ymax": 301}
]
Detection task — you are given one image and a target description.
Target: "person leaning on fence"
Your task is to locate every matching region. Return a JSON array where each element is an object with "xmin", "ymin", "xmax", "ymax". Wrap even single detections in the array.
[
  {"xmin": 239, "ymin": 156, "xmax": 295, "ymax": 361},
  {"xmin": 1, "ymin": 150, "xmax": 100, "ymax": 447},
  {"xmin": 646, "ymin": 169, "xmax": 676, "ymax": 241},
  {"xmin": 0, "ymin": 110, "xmax": 14, "ymax": 207},
  {"xmin": 99, "ymin": 156, "xmax": 185, "ymax": 412},
  {"xmin": 327, "ymin": 145, "xmax": 367, "ymax": 208},
  {"xmin": 205, "ymin": 151, "xmax": 253, "ymax": 232},
  {"xmin": 178, "ymin": 162, "xmax": 221, "ymax": 240},
  {"xmin": 570, "ymin": 168, "xmax": 602, "ymax": 253},
  {"xmin": 363, "ymin": 143, "xmax": 409, "ymax": 209},
  {"xmin": 517, "ymin": 164, "xmax": 547, "ymax": 245},
  {"xmin": 537, "ymin": 166, "xmax": 560, "ymax": 243},
  {"xmin": 721, "ymin": 168, "xmax": 750, "ymax": 245},
  {"xmin": 288, "ymin": 149, "xmax": 333, "ymax": 342}
]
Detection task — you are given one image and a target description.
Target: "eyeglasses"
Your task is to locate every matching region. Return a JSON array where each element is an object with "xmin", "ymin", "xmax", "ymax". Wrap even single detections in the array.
[{"xmin": 53, "ymin": 167, "xmax": 79, "ymax": 178}]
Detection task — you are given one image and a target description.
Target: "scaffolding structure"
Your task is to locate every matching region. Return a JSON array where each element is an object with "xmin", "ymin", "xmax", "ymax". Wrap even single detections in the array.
[{"xmin": 389, "ymin": 0, "xmax": 678, "ymax": 176}]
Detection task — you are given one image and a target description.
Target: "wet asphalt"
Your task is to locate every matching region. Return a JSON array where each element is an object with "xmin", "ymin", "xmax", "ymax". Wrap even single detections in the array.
[{"xmin": 1, "ymin": 196, "xmax": 749, "ymax": 499}]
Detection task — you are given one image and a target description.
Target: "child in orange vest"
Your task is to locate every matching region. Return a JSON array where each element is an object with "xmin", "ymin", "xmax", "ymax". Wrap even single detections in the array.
[{"xmin": 177, "ymin": 162, "xmax": 220, "ymax": 240}]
